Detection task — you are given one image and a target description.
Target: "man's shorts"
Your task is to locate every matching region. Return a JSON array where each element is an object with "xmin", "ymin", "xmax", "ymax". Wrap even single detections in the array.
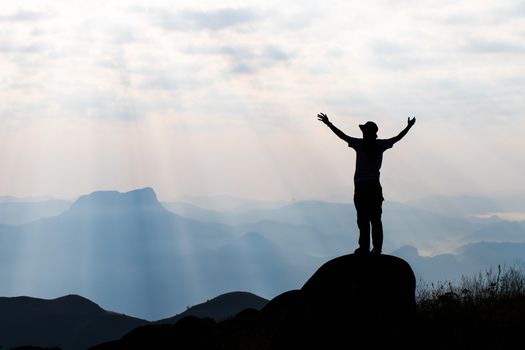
[{"xmin": 354, "ymin": 180, "xmax": 384, "ymax": 215}]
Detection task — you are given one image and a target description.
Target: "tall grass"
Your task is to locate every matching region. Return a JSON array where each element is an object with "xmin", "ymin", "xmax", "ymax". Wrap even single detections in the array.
[
  {"xmin": 416, "ymin": 264, "xmax": 525, "ymax": 308},
  {"xmin": 414, "ymin": 264, "xmax": 525, "ymax": 348}
]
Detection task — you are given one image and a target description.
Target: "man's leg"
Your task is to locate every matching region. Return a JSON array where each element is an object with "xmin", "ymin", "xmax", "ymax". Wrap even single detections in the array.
[
  {"xmin": 370, "ymin": 211, "xmax": 383, "ymax": 253},
  {"xmin": 354, "ymin": 196, "xmax": 371, "ymax": 252},
  {"xmin": 370, "ymin": 185, "xmax": 384, "ymax": 254}
]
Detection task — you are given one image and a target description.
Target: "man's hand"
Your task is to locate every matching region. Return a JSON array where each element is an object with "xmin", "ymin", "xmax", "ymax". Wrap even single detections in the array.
[
  {"xmin": 407, "ymin": 116, "xmax": 416, "ymax": 127},
  {"xmin": 317, "ymin": 112, "xmax": 330, "ymax": 124}
]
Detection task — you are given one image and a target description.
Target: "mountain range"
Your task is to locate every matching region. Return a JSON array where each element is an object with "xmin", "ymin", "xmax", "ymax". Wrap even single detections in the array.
[
  {"xmin": 1, "ymin": 187, "xmax": 524, "ymax": 320},
  {"xmin": 0, "ymin": 188, "xmax": 307, "ymax": 319}
]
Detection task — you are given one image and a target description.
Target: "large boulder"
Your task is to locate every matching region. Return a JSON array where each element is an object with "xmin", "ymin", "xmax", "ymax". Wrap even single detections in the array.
[{"xmin": 265, "ymin": 254, "xmax": 416, "ymax": 349}]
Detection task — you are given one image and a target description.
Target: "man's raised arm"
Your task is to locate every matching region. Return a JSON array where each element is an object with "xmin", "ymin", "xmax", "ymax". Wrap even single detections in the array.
[
  {"xmin": 317, "ymin": 113, "xmax": 351, "ymax": 142},
  {"xmin": 389, "ymin": 117, "xmax": 416, "ymax": 144}
]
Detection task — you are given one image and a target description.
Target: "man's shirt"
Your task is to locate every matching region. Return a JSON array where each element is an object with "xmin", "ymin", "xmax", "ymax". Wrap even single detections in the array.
[{"xmin": 347, "ymin": 138, "xmax": 395, "ymax": 183}]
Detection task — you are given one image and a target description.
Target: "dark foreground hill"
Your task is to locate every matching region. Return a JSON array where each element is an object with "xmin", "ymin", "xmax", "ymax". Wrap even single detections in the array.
[
  {"xmin": 90, "ymin": 254, "xmax": 416, "ymax": 350},
  {"xmin": 0, "ymin": 295, "xmax": 147, "ymax": 350},
  {"xmin": 156, "ymin": 291, "xmax": 269, "ymax": 324},
  {"xmin": 0, "ymin": 292, "xmax": 269, "ymax": 350}
]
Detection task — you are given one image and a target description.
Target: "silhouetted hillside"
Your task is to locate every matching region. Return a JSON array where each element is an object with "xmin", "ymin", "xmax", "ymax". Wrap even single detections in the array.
[
  {"xmin": 157, "ymin": 291, "xmax": 268, "ymax": 324},
  {"xmin": 0, "ymin": 295, "xmax": 147, "ymax": 350},
  {"xmin": 0, "ymin": 291, "xmax": 270, "ymax": 350},
  {"xmin": 89, "ymin": 254, "xmax": 416, "ymax": 350}
]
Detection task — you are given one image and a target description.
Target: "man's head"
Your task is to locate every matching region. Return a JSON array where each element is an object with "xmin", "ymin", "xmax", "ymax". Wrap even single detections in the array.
[{"xmin": 359, "ymin": 121, "xmax": 378, "ymax": 140}]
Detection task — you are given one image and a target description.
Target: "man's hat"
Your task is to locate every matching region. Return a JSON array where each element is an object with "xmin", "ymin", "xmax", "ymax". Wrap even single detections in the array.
[{"xmin": 359, "ymin": 121, "xmax": 378, "ymax": 133}]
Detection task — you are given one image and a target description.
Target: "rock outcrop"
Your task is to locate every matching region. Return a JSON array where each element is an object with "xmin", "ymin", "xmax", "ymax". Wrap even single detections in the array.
[{"xmin": 265, "ymin": 254, "xmax": 416, "ymax": 349}]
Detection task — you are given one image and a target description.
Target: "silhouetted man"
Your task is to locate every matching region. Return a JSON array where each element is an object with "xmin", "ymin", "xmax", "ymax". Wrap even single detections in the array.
[{"xmin": 317, "ymin": 113, "xmax": 416, "ymax": 255}]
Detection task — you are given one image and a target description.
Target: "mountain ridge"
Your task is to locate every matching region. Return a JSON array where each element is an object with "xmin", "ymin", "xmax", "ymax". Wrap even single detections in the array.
[
  {"xmin": 157, "ymin": 291, "xmax": 269, "ymax": 324},
  {"xmin": 0, "ymin": 291, "xmax": 269, "ymax": 350},
  {"xmin": 0, "ymin": 294, "xmax": 148, "ymax": 350},
  {"xmin": 69, "ymin": 187, "xmax": 164, "ymax": 213}
]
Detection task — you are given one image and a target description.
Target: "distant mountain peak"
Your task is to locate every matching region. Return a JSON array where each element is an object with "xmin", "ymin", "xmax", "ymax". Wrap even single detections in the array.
[
  {"xmin": 157, "ymin": 291, "xmax": 269, "ymax": 324},
  {"xmin": 44, "ymin": 294, "xmax": 106, "ymax": 315},
  {"xmin": 70, "ymin": 187, "xmax": 165, "ymax": 212},
  {"xmin": 0, "ymin": 294, "xmax": 104, "ymax": 315},
  {"xmin": 0, "ymin": 294, "xmax": 148, "ymax": 350},
  {"xmin": 392, "ymin": 245, "xmax": 419, "ymax": 258}
]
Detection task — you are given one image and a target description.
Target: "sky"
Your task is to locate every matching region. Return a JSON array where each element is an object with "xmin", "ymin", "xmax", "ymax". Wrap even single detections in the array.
[{"xmin": 1, "ymin": 0, "xmax": 524, "ymax": 202}]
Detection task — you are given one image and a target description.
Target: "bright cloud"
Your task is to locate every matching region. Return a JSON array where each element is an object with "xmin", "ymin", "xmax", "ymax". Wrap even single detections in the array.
[{"xmin": 1, "ymin": 0, "xmax": 524, "ymax": 201}]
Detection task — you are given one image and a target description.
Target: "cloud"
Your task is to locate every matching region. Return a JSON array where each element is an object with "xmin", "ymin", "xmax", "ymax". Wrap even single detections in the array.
[
  {"xmin": 1, "ymin": 0, "xmax": 525, "ymax": 203},
  {"xmin": 415, "ymin": 1, "xmax": 523, "ymax": 26},
  {"xmin": 110, "ymin": 26, "xmax": 139, "ymax": 45},
  {"xmin": 143, "ymin": 7, "xmax": 262, "ymax": 32},
  {"xmin": 183, "ymin": 44, "xmax": 293, "ymax": 74},
  {"xmin": 184, "ymin": 45, "xmax": 255, "ymax": 59},
  {"xmin": 462, "ymin": 39, "xmax": 525, "ymax": 54},
  {"xmin": 53, "ymin": 88, "xmax": 145, "ymax": 121},
  {"xmin": 368, "ymin": 39, "xmax": 439, "ymax": 71},
  {"xmin": 231, "ymin": 62, "xmax": 255, "ymax": 75},
  {"xmin": 0, "ymin": 9, "xmax": 52, "ymax": 22},
  {"xmin": 371, "ymin": 40, "xmax": 409, "ymax": 55},
  {"xmin": 0, "ymin": 42, "xmax": 45, "ymax": 54},
  {"xmin": 183, "ymin": 45, "xmax": 292, "ymax": 62},
  {"xmin": 138, "ymin": 72, "xmax": 202, "ymax": 92},
  {"xmin": 263, "ymin": 45, "xmax": 291, "ymax": 61}
]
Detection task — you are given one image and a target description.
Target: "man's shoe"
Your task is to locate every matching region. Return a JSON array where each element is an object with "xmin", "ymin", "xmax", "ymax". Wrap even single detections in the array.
[
  {"xmin": 371, "ymin": 248, "xmax": 382, "ymax": 255},
  {"xmin": 354, "ymin": 247, "xmax": 370, "ymax": 255}
]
